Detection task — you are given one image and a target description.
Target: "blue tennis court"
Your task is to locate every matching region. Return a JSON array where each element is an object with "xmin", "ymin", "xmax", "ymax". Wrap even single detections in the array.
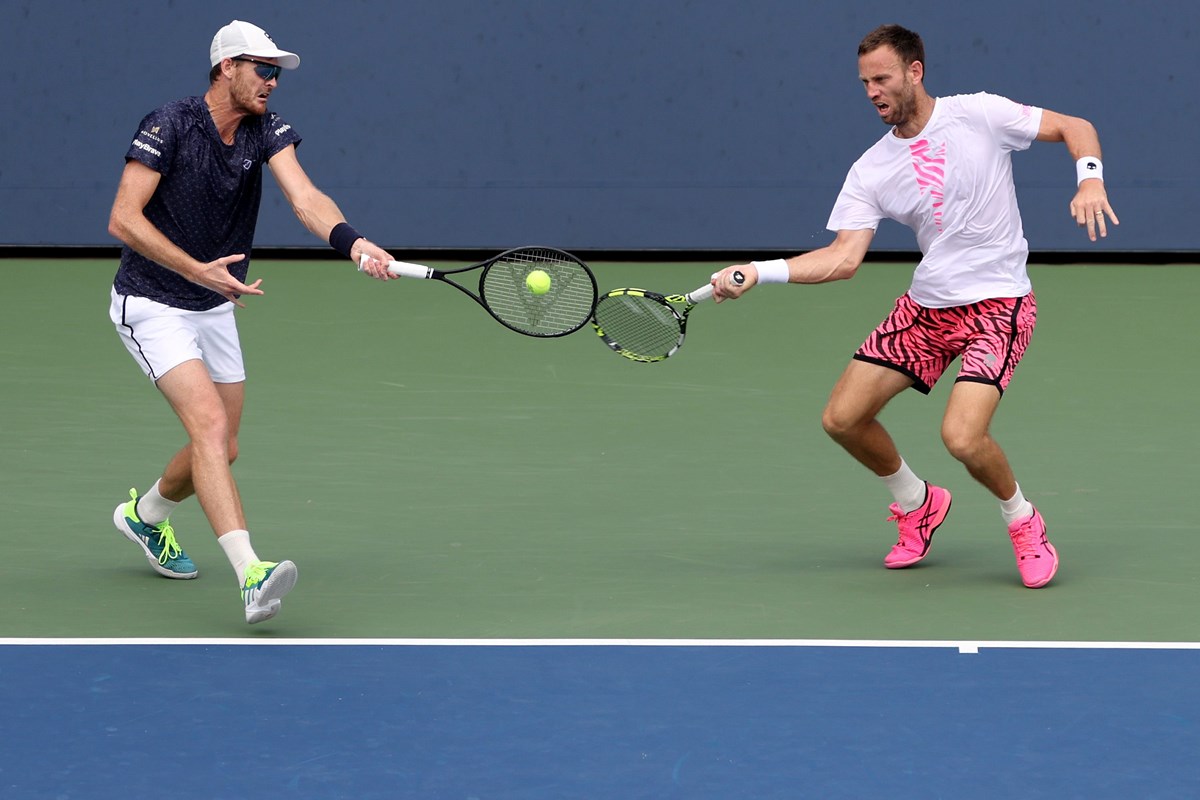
[{"xmin": 3, "ymin": 640, "xmax": 1196, "ymax": 798}]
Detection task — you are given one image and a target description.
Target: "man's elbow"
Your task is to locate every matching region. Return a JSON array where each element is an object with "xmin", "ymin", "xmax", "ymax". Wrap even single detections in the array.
[
  {"xmin": 1063, "ymin": 115, "xmax": 1098, "ymax": 142},
  {"xmin": 821, "ymin": 231, "xmax": 871, "ymax": 282},
  {"xmin": 107, "ymin": 209, "xmax": 127, "ymax": 243},
  {"xmin": 831, "ymin": 258, "xmax": 861, "ymax": 281},
  {"xmin": 826, "ymin": 248, "xmax": 864, "ymax": 281},
  {"xmin": 1038, "ymin": 111, "xmax": 1096, "ymax": 144}
]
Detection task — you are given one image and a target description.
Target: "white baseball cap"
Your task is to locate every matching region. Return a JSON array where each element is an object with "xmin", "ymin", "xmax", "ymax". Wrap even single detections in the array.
[{"xmin": 210, "ymin": 20, "xmax": 300, "ymax": 70}]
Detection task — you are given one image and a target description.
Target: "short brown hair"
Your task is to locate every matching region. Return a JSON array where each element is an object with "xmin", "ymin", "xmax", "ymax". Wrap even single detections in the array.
[{"xmin": 858, "ymin": 24, "xmax": 926, "ymax": 71}]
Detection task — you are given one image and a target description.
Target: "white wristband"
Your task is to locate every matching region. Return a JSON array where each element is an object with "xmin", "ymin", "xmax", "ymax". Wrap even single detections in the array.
[
  {"xmin": 751, "ymin": 259, "xmax": 789, "ymax": 284},
  {"xmin": 1076, "ymin": 157, "xmax": 1103, "ymax": 185}
]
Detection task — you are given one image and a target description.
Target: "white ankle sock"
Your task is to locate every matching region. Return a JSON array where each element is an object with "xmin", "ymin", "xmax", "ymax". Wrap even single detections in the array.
[
  {"xmin": 1000, "ymin": 485, "xmax": 1034, "ymax": 525},
  {"xmin": 218, "ymin": 529, "xmax": 259, "ymax": 586},
  {"xmin": 137, "ymin": 480, "xmax": 179, "ymax": 526},
  {"xmin": 882, "ymin": 459, "xmax": 927, "ymax": 513}
]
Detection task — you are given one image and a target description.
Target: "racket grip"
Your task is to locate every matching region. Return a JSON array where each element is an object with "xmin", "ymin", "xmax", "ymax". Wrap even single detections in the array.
[
  {"xmin": 386, "ymin": 261, "xmax": 434, "ymax": 279},
  {"xmin": 359, "ymin": 252, "xmax": 432, "ymax": 279},
  {"xmin": 687, "ymin": 283, "xmax": 715, "ymax": 303},
  {"xmin": 688, "ymin": 270, "xmax": 743, "ymax": 304}
]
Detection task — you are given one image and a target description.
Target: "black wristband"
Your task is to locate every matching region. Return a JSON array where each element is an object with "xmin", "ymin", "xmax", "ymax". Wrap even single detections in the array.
[{"xmin": 329, "ymin": 222, "xmax": 363, "ymax": 259}]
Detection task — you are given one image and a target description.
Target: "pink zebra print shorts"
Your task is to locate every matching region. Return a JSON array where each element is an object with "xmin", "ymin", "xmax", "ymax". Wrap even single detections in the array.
[{"xmin": 853, "ymin": 293, "xmax": 1037, "ymax": 395}]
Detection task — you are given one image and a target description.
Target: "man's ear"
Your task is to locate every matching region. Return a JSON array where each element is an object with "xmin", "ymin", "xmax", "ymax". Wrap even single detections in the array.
[{"xmin": 910, "ymin": 59, "xmax": 925, "ymax": 86}]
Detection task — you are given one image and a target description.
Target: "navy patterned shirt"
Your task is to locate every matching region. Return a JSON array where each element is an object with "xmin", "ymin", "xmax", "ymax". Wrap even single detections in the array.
[{"xmin": 113, "ymin": 96, "xmax": 303, "ymax": 310}]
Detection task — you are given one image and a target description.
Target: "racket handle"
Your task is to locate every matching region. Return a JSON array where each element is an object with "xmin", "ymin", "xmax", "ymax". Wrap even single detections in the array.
[
  {"xmin": 358, "ymin": 252, "xmax": 433, "ymax": 279},
  {"xmin": 687, "ymin": 270, "xmax": 744, "ymax": 303},
  {"xmin": 387, "ymin": 261, "xmax": 434, "ymax": 279}
]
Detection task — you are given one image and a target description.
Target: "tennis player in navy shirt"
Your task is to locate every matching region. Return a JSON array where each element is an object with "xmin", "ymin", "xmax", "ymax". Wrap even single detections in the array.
[{"xmin": 108, "ymin": 20, "xmax": 396, "ymax": 623}]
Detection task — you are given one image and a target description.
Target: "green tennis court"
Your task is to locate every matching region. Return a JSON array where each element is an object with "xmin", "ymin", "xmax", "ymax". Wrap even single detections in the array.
[{"xmin": 2, "ymin": 257, "xmax": 1196, "ymax": 641}]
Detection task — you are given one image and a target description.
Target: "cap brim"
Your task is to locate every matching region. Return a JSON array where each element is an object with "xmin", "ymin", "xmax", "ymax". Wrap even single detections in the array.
[{"xmin": 241, "ymin": 49, "xmax": 300, "ymax": 69}]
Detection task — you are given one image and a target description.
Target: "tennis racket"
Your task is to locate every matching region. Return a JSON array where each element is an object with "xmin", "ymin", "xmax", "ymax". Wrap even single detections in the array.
[
  {"xmin": 592, "ymin": 271, "xmax": 744, "ymax": 362},
  {"xmin": 360, "ymin": 246, "xmax": 598, "ymax": 337}
]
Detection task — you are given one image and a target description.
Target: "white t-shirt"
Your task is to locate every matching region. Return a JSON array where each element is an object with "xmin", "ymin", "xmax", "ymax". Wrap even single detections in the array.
[{"xmin": 827, "ymin": 92, "xmax": 1043, "ymax": 308}]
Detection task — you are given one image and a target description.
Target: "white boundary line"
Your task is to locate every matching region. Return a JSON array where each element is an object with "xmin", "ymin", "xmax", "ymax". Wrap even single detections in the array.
[{"xmin": 2, "ymin": 638, "xmax": 1199, "ymax": 654}]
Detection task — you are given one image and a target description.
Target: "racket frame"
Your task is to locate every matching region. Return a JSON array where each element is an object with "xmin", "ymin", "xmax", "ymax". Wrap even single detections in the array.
[
  {"xmin": 362, "ymin": 246, "xmax": 598, "ymax": 338},
  {"xmin": 592, "ymin": 282, "xmax": 715, "ymax": 363}
]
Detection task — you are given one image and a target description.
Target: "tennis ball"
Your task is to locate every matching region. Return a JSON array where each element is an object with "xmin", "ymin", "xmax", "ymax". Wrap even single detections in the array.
[{"xmin": 526, "ymin": 269, "xmax": 552, "ymax": 295}]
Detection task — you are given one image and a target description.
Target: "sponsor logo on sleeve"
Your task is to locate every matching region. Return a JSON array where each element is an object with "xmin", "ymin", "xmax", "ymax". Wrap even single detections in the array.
[{"xmin": 131, "ymin": 138, "xmax": 162, "ymax": 157}]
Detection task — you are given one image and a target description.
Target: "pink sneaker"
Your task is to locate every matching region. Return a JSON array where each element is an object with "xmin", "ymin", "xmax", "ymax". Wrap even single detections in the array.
[
  {"xmin": 884, "ymin": 483, "xmax": 952, "ymax": 568},
  {"xmin": 1008, "ymin": 508, "xmax": 1058, "ymax": 588}
]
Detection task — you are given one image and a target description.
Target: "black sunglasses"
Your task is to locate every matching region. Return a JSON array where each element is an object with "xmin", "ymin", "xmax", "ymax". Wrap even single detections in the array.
[{"xmin": 233, "ymin": 56, "xmax": 282, "ymax": 81}]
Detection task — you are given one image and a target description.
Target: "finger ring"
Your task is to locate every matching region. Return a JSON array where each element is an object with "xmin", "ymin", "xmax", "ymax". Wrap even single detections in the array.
[{"xmin": 1095, "ymin": 210, "xmax": 1103, "ymax": 216}]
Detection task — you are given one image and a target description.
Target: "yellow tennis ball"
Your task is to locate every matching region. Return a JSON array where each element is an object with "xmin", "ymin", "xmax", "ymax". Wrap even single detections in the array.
[{"xmin": 526, "ymin": 269, "xmax": 552, "ymax": 295}]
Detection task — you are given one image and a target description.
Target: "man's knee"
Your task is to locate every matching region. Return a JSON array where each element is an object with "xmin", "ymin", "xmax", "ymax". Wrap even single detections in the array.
[
  {"xmin": 941, "ymin": 422, "xmax": 985, "ymax": 463},
  {"xmin": 822, "ymin": 402, "xmax": 864, "ymax": 441}
]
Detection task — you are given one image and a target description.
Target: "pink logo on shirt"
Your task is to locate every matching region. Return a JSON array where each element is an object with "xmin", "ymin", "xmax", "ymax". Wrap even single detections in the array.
[{"xmin": 910, "ymin": 139, "xmax": 946, "ymax": 232}]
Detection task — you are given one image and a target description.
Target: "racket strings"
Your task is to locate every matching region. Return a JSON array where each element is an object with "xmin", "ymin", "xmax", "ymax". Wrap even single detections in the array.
[
  {"xmin": 481, "ymin": 249, "xmax": 596, "ymax": 336},
  {"xmin": 592, "ymin": 294, "xmax": 685, "ymax": 361}
]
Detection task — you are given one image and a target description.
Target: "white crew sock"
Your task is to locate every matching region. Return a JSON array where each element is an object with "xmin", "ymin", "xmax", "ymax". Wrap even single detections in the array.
[
  {"xmin": 1000, "ymin": 485, "xmax": 1034, "ymax": 525},
  {"xmin": 136, "ymin": 479, "xmax": 180, "ymax": 526},
  {"xmin": 218, "ymin": 529, "xmax": 259, "ymax": 586},
  {"xmin": 881, "ymin": 459, "xmax": 927, "ymax": 513}
]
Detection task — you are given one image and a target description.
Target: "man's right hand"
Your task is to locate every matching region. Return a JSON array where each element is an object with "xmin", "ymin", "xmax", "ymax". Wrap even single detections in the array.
[{"xmin": 192, "ymin": 253, "xmax": 264, "ymax": 307}]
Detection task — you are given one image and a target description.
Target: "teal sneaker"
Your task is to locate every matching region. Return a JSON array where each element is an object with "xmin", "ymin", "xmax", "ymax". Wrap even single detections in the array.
[
  {"xmin": 242, "ymin": 560, "xmax": 298, "ymax": 624},
  {"xmin": 113, "ymin": 488, "xmax": 198, "ymax": 579}
]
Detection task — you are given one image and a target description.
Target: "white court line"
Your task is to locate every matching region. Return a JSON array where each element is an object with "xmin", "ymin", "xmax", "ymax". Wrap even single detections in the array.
[{"xmin": 2, "ymin": 638, "xmax": 1199, "ymax": 654}]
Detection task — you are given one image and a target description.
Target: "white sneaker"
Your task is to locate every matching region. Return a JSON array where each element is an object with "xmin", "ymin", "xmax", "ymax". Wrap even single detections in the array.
[{"xmin": 242, "ymin": 560, "xmax": 298, "ymax": 624}]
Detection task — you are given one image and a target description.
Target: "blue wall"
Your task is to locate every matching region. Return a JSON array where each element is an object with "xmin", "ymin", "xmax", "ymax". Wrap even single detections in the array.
[{"xmin": 2, "ymin": 0, "xmax": 1195, "ymax": 252}]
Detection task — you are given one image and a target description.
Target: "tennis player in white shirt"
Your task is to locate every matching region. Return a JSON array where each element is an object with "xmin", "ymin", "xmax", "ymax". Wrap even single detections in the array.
[{"xmin": 713, "ymin": 24, "xmax": 1117, "ymax": 589}]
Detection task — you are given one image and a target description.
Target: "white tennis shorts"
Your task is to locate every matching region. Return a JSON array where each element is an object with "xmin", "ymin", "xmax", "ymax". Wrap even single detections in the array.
[{"xmin": 109, "ymin": 288, "xmax": 246, "ymax": 383}]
